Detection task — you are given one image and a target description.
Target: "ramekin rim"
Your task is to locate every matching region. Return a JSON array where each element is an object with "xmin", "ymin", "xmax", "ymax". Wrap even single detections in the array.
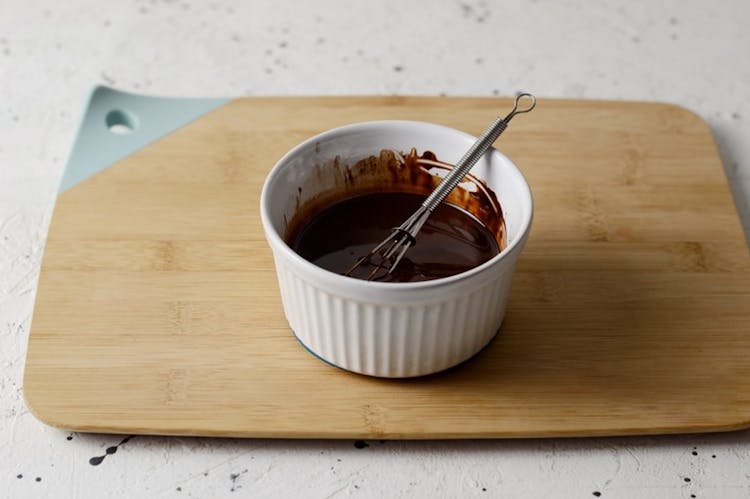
[{"xmin": 259, "ymin": 119, "xmax": 533, "ymax": 291}]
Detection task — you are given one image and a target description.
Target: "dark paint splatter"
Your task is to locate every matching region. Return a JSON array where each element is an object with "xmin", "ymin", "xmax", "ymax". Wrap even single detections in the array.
[
  {"xmin": 353, "ymin": 440, "xmax": 369, "ymax": 449},
  {"xmin": 692, "ymin": 451, "xmax": 698, "ymax": 456},
  {"xmin": 691, "ymin": 495, "xmax": 696, "ymax": 498},
  {"xmin": 89, "ymin": 436, "xmax": 134, "ymax": 466},
  {"xmin": 482, "ymin": 487, "xmax": 487, "ymax": 492},
  {"xmin": 176, "ymin": 487, "xmax": 182, "ymax": 492},
  {"xmin": 593, "ymin": 493, "xmax": 601, "ymax": 497},
  {"xmin": 712, "ymin": 454, "xmax": 716, "ymax": 458},
  {"xmin": 16, "ymin": 474, "xmax": 22, "ymax": 479},
  {"xmin": 35, "ymin": 477, "xmax": 41, "ymax": 482},
  {"xmin": 684, "ymin": 477, "xmax": 691, "ymax": 482},
  {"xmin": 229, "ymin": 469, "xmax": 248, "ymax": 492}
]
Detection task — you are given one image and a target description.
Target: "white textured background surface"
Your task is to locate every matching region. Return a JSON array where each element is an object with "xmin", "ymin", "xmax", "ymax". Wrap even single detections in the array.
[{"xmin": 2, "ymin": 0, "xmax": 750, "ymax": 497}]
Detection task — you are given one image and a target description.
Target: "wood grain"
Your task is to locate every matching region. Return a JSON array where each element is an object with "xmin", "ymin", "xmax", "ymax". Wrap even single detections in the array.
[{"xmin": 23, "ymin": 97, "xmax": 750, "ymax": 438}]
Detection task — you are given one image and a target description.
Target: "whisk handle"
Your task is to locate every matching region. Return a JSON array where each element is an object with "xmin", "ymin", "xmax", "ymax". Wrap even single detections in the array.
[{"xmin": 421, "ymin": 93, "xmax": 535, "ymax": 213}]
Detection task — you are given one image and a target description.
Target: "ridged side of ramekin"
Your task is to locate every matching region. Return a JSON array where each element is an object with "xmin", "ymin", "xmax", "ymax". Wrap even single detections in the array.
[{"xmin": 272, "ymin": 251, "xmax": 516, "ymax": 378}]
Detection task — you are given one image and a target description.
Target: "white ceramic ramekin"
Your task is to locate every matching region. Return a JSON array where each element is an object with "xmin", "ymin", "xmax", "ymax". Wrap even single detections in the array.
[{"xmin": 260, "ymin": 121, "xmax": 533, "ymax": 378}]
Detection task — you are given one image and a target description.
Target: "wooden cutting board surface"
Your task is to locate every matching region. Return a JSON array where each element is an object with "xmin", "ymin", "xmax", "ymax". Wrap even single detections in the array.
[{"xmin": 24, "ymin": 96, "xmax": 750, "ymax": 438}]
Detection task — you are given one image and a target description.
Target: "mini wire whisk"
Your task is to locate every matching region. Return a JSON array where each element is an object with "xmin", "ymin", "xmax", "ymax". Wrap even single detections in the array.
[{"xmin": 345, "ymin": 93, "xmax": 536, "ymax": 281}]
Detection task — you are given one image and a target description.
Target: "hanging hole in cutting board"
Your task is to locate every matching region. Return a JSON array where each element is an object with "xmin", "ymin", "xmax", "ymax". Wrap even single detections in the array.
[{"xmin": 105, "ymin": 109, "xmax": 138, "ymax": 135}]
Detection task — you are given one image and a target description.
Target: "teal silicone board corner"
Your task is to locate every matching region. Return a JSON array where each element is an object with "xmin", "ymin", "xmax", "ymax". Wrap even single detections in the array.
[{"xmin": 60, "ymin": 86, "xmax": 229, "ymax": 192}]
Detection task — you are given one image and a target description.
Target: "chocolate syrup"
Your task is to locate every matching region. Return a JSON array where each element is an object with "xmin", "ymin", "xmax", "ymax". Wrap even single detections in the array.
[{"xmin": 285, "ymin": 149, "xmax": 505, "ymax": 283}]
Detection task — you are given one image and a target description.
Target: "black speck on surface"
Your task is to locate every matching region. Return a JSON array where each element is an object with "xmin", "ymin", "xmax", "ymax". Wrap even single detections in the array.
[
  {"xmin": 393, "ymin": 65, "xmax": 403, "ymax": 72},
  {"xmin": 482, "ymin": 487, "xmax": 487, "ymax": 492},
  {"xmin": 354, "ymin": 485, "xmax": 359, "ymax": 489},
  {"xmin": 35, "ymin": 477, "xmax": 41, "ymax": 482},
  {"xmin": 337, "ymin": 458, "xmax": 342, "ymax": 462},
  {"xmin": 16, "ymin": 474, "xmax": 22, "ymax": 479},
  {"xmin": 176, "ymin": 487, "xmax": 182, "ymax": 492},
  {"xmin": 691, "ymin": 495, "xmax": 696, "ymax": 498},
  {"xmin": 692, "ymin": 451, "xmax": 698, "ymax": 456},
  {"xmin": 684, "ymin": 477, "xmax": 691, "ymax": 482},
  {"xmin": 712, "ymin": 454, "xmax": 717, "ymax": 458},
  {"xmin": 593, "ymin": 492, "xmax": 602, "ymax": 497},
  {"xmin": 89, "ymin": 436, "xmax": 133, "ymax": 466},
  {"xmin": 353, "ymin": 440, "xmax": 369, "ymax": 449},
  {"xmin": 229, "ymin": 469, "xmax": 248, "ymax": 492},
  {"xmin": 492, "ymin": 89, "xmax": 499, "ymax": 96},
  {"xmin": 204, "ymin": 472, "xmax": 209, "ymax": 476},
  {"xmin": 66, "ymin": 435, "xmax": 73, "ymax": 441}
]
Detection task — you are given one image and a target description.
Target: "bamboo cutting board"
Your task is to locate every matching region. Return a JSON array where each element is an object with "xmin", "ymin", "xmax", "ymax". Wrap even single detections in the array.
[{"xmin": 24, "ymin": 89, "xmax": 750, "ymax": 438}]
